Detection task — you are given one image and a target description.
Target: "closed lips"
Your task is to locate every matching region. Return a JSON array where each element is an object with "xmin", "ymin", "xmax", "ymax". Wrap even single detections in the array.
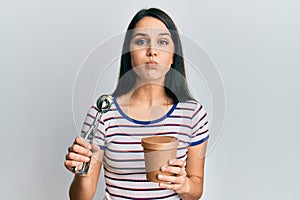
[{"xmin": 146, "ymin": 61, "xmax": 158, "ymax": 65}]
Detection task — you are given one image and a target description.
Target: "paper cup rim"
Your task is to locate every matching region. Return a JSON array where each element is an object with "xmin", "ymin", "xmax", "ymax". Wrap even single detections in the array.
[{"xmin": 141, "ymin": 136, "xmax": 179, "ymax": 150}]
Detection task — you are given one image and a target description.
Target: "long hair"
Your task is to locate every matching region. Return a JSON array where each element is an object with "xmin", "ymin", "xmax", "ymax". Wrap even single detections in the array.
[{"xmin": 112, "ymin": 8, "xmax": 194, "ymax": 102}]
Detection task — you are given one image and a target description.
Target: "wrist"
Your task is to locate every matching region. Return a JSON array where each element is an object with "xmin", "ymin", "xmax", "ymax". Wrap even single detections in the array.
[{"xmin": 179, "ymin": 177, "xmax": 191, "ymax": 194}]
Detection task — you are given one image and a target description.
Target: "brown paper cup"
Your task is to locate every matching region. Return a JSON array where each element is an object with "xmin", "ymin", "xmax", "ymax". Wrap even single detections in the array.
[{"xmin": 141, "ymin": 136, "xmax": 178, "ymax": 183}]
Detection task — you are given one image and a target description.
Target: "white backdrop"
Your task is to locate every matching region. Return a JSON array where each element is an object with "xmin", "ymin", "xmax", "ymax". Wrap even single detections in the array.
[{"xmin": 1, "ymin": 0, "xmax": 299, "ymax": 199}]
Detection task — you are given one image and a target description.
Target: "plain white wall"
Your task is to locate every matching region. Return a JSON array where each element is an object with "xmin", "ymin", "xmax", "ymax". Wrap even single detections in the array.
[{"xmin": 1, "ymin": 0, "xmax": 299, "ymax": 199}]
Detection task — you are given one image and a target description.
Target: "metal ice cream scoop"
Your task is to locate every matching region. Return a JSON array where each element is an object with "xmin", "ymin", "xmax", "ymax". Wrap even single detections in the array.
[{"xmin": 73, "ymin": 94, "xmax": 113, "ymax": 175}]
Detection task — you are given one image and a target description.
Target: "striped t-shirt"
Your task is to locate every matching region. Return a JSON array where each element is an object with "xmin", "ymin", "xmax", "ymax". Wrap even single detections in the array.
[{"xmin": 81, "ymin": 97, "xmax": 209, "ymax": 200}]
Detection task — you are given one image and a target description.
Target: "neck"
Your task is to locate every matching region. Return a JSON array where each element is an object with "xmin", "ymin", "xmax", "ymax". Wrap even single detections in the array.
[{"xmin": 129, "ymin": 83, "xmax": 170, "ymax": 107}]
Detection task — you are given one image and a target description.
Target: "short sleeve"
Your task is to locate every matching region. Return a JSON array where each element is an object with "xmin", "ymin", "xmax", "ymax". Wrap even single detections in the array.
[
  {"xmin": 189, "ymin": 103, "xmax": 209, "ymax": 146},
  {"xmin": 81, "ymin": 105, "xmax": 106, "ymax": 150}
]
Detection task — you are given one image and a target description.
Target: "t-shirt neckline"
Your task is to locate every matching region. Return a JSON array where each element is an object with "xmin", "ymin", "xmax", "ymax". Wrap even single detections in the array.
[{"xmin": 114, "ymin": 97, "xmax": 178, "ymax": 125}]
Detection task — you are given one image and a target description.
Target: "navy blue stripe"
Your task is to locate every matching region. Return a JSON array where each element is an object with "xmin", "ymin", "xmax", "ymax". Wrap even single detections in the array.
[
  {"xmin": 99, "ymin": 145, "xmax": 105, "ymax": 150},
  {"xmin": 189, "ymin": 135, "xmax": 209, "ymax": 146}
]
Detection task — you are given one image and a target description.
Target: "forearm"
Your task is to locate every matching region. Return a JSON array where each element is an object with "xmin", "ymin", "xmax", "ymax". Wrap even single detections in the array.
[
  {"xmin": 69, "ymin": 174, "xmax": 96, "ymax": 200},
  {"xmin": 69, "ymin": 158, "xmax": 102, "ymax": 200},
  {"xmin": 179, "ymin": 176, "xmax": 203, "ymax": 200},
  {"xmin": 69, "ymin": 173, "xmax": 100, "ymax": 200}
]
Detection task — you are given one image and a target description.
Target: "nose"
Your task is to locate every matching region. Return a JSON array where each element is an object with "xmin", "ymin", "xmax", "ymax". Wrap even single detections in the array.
[{"xmin": 146, "ymin": 44, "xmax": 158, "ymax": 58}]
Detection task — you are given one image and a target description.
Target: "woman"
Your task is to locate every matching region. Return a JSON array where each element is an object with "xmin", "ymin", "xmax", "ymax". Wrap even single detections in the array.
[{"xmin": 64, "ymin": 8, "xmax": 209, "ymax": 200}]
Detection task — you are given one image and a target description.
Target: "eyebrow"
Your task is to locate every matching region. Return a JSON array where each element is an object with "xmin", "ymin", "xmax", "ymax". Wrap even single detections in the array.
[{"xmin": 133, "ymin": 32, "xmax": 171, "ymax": 38}]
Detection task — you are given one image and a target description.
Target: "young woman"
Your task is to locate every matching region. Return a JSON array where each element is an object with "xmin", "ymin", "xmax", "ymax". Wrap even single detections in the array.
[{"xmin": 64, "ymin": 8, "xmax": 209, "ymax": 200}]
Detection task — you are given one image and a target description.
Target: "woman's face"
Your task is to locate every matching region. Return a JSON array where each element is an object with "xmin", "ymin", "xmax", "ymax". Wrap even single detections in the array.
[{"xmin": 130, "ymin": 17, "xmax": 174, "ymax": 83}]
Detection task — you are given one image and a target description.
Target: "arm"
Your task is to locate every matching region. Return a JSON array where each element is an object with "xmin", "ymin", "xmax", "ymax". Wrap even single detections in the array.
[
  {"xmin": 158, "ymin": 141, "xmax": 208, "ymax": 200},
  {"xmin": 65, "ymin": 137, "xmax": 104, "ymax": 200},
  {"xmin": 180, "ymin": 141, "xmax": 207, "ymax": 199}
]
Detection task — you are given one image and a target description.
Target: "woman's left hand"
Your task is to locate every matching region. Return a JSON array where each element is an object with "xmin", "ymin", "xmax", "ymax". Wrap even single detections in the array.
[{"xmin": 158, "ymin": 159, "xmax": 190, "ymax": 194}]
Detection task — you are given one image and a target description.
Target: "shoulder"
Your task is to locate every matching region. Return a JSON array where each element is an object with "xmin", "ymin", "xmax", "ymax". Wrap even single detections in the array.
[
  {"xmin": 177, "ymin": 100, "xmax": 202, "ymax": 111},
  {"xmin": 177, "ymin": 100, "xmax": 207, "ymax": 120}
]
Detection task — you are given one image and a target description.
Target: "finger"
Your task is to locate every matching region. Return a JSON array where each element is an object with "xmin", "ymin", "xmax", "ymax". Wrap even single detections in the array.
[
  {"xmin": 64, "ymin": 159, "xmax": 82, "ymax": 170},
  {"xmin": 168, "ymin": 159, "xmax": 184, "ymax": 167},
  {"xmin": 161, "ymin": 165, "xmax": 186, "ymax": 176},
  {"xmin": 74, "ymin": 136, "xmax": 92, "ymax": 149},
  {"xmin": 68, "ymin": 144, "xmax": 92, "ymax": 157},
  {"xmin": 67, "ymin": 152, "xmax": 90, "ymax": 163},
  {"xmin": 158, "ymin": 173, "xmax": 185, "ymax": 184},
  {"xmin": 159, "ymin": 182, "xmax": 182, "ymax": 191}
]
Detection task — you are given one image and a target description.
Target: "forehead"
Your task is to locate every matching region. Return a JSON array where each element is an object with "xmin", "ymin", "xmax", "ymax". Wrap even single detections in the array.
[{"xmin": 133, "ymin": 17, "xmax": 171, "ymax": 35}]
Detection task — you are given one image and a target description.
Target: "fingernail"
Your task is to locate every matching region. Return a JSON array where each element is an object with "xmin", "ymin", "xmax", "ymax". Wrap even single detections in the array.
[
  {"xmin": 85, "ymin": 157, "xmax": 90, "ymax": 162},
  {"xmin": 158, "ymin": 174, "xmax": 163, "ymax": 179},
  {"xmin": 169, "ymin": 160, "xmax": 174, "ymax": 165},
  {"xmin": 161, "ymin": 166, "xmax": 166, "ymax": 171},
  {"xmin": 88, "ymin": 151, "xmax": 93, "ymax": 156}
]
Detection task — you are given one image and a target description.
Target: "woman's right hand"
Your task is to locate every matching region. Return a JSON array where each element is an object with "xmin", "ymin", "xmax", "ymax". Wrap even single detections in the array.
[
  {"xmin": 64, "ymin": 136, "xmax": 93, "ymax": 174},
  {"xmin": 66, "ymin": 137, "xmax": 103, "ymax": 199}
]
